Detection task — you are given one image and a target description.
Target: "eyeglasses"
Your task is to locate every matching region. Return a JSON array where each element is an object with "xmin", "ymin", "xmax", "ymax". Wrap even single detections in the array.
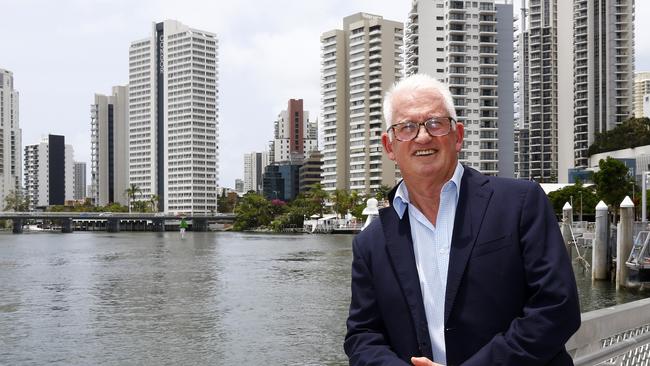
[{"xmin": 387, "ymin": 117, "xmax": 456, "ymax": 142}]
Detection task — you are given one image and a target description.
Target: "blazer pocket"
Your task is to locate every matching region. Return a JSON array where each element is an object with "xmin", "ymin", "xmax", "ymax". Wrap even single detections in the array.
[{"xmin": 471, "ymin": 234, "xmax": 512, "ymax": 258}]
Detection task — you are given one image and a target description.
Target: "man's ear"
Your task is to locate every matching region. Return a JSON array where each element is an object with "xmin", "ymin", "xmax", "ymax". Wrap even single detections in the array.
[
  {"xmin": 454, "ymin": 123, "xmax": 464, "ymax": 153},
  {"xmin": 382, "ymin": 132, "xmax": 395, "ymax": 161}
]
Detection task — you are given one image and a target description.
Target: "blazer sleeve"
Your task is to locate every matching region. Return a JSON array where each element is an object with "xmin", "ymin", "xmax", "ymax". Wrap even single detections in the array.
[
  {"xmin": 344, "ymin": 236, "xmax": 410, "ymax": 366},
  {"xmin": 461, "ymin": 182, "xmax": 581, "ymax": 365}
]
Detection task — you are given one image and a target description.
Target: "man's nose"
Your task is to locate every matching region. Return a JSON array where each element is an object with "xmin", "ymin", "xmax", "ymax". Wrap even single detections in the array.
[{"xmin": 413, "ymin": 124, "xmax": 432, "ymax": 143}]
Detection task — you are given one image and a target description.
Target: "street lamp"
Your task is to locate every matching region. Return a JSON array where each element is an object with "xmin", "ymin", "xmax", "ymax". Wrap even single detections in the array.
[
  {"xmin": 643, "ymin": 172, "xmax": 650, "ymax": 222},
  {"xmin": 579, "ymin": 191, "xmax": 583, "ymax": 222}
]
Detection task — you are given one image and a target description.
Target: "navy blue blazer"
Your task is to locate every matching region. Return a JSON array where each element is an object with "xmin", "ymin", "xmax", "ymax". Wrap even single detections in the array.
[{"xmin": 344, "ymin": 167, "xmax": 581, "ymax": 366}]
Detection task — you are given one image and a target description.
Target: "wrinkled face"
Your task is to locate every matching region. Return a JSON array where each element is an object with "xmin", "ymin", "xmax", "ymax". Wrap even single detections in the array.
[{"xmin": 381, "ymin": 88, "xmax": 464, "ymax": 184}]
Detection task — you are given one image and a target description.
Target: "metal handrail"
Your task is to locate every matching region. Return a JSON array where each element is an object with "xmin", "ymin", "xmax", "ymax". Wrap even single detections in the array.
[
  {"xmin": 567, "ymin": 298, "xmax": 650, "ymax": 366},
  {"xmin": 573, "ymin": 331, "xmax": 650, "ymax": 366},
  {"xmin": 627, "ymin": 231, "xmax": 650, "ymax": 269}
]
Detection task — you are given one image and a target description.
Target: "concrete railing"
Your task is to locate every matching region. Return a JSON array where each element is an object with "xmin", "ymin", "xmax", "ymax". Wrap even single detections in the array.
[{"xmin": 568, "ymin": 298, "xmax": 650, "ymax": 365}]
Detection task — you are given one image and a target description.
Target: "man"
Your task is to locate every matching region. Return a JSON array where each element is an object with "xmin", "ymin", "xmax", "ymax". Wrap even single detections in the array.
[{"xmin": 344, "ymin": 74, "xmax": 580, "ymax": 366}]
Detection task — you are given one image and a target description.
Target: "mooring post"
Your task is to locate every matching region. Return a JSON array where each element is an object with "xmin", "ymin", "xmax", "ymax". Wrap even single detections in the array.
[
  {"xmin": 153, "ymin": 218, "xmax": 165, "ymax": 232},
  {"xmin": 107, "ymin": 218, "xmax": 120, "ymax": 233},
  {"xmin": 61, "ymin": 218, "xmax": 73, "ymax": 233},
  {"xmin": 563, "ymin": 202, "xmax": 573, "ymax": 257},
  {"xmin": 617, "ymin": 196, "xmax": 635, "ymax": 290},
  {"xmin": 193, "ymin": 218, "xmax": 208, "ymax": 232},
  {"xmin": 12, "ymin": 218, "xmax": 23, "ymax": 234},
  {"xmin": 593, "ymin": 200, "xmax": 609, "ymax": 281}
]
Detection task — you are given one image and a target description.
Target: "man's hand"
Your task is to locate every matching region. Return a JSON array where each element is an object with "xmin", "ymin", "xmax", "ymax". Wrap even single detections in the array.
[{"xmin": 411, "ymin": 356, "xmax": 443, "ymax": 366}]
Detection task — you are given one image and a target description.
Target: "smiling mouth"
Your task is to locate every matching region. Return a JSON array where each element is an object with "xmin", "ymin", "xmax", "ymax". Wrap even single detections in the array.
[{"xmin": 414, "ymin": 149, "xmax": 437, "ymax": 156}]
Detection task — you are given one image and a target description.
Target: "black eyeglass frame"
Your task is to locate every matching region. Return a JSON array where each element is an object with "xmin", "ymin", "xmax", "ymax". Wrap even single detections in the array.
[{"xmin": 386, "ymin": 117, "xmax": 456, "ymax": 142}]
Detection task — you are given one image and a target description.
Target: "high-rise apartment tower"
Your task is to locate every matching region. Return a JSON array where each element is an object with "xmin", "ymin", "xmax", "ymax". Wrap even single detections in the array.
[
  {"xmin": 514, "ymin": 0, "xmax": 573, "ymax": 182},
  {"xmin": 91, "ymin": 86, "xmax": 129, "ymax": 206},
  {"xmin": 24, "ymin": 135, "xmax": 74, "ymax": 209},
  {"xmin": 129, "ymin": 20, "xmax": 219, "ymax": 214},
  {"xmin": 270, "ymin": 99, "xmax": 318, "ymax": 164},
  {"xmin": 514, "ymin": 6, "xmax": 530, "ymax": 179},
  {"xmin": 405, "ymin": 0, "xmax": 514, "ymax": 177},
  {"xmin": 320, "ymin": 13, "xmax": 403, "ymax": 194},
  {"xmin": 573, "ymin": 0, "xmax": 634, "ymax": 169},
  {"xmin": 243, "ymin": 152, "xmax": 269, "ymax": 193},
  {"xmin": 73, "ymin": 162, "xmax": 86, "ymax": 200},
  {"xmin": 635, "ymin": 72, "xmax": 650, "ymax": 118},
  {"xmin": 0, "ymin": 68, "xmax": 22, "ymax": 207}
]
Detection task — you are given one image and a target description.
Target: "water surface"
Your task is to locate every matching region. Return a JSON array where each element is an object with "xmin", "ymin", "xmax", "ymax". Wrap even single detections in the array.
[
  {"xmin": 0, "ymin": 232, "xmax": 352, "ymax": 365},
  {"xmin": 0, "ymin": 231, "xmax": 646, "ymax": 365}
]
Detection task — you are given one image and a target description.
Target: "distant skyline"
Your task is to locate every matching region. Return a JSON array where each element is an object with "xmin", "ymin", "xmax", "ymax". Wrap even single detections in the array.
[{"xmin": 2, "ymin": 0, "xmax": 649, "ymax": 188}]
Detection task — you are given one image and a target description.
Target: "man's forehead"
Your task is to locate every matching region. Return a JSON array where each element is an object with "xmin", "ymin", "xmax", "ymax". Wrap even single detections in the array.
[
  {"xmin": 393, "ymin": 88, "xmax": 444, "ymax": 107},
  {"xmin": 392, "ymin": 89, "xmax": 447, "ymax": 118}
]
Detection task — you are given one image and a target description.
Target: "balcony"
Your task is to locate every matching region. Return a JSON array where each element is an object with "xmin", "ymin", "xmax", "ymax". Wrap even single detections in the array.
[
  {"xmin": 449, "ymin": 35, "xmax": 467, "ymax": 45},
  {"xmin": 449, "ymin": 24, "xmax": 466, "ymax": 34},
  {"xmin": 479, "ymin": 57, "xmax": 497, "ymax": 66},
  {"xmin": 449, "ymin": 1, "xmax": 465, "ymax": 12},
  {"xmin": 479, "ymin": 4, "xmax": 496, "ymax": 14},
  {"xmin": 408, "ymin": 6, "xmax": 418, "ymax": 21},
  {"xmin": 480, "ymin": 15, "xmax": 497, "ymax": 23},
  {"xmin": 449, "ymin": 45, "xmax": 466, "ymax": 54}
]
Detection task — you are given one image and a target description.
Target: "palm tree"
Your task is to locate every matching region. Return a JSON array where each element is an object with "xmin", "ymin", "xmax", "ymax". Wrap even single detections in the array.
[
  {"xmin": 331, "ymin": 189, "xmax": 351, "ymax": 218},
  {"xmin": 373, "ymin": 184, "xmax": 393, "ymax": 203},
  {"xmin": 149, "ymin": 194, "xmax": 160, "ymax": 212},
  {"xmin": 124, "ymin": 184, "xmax": 142, "ymax": 213},
  {"xmin": 305, "ymin": 183, "xmax": 329, "ymax": 217}
]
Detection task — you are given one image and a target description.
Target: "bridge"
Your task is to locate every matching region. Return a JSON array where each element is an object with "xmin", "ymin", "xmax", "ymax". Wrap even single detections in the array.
[{"xmin": 0, "ymin": 212, "xmax": 236, "ymax": 233}]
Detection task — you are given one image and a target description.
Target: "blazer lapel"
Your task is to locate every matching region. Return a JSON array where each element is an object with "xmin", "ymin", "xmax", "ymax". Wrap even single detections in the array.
[
  {"xmin": 380, "ymin": 206, "xmax": 432, "ymax": 357},
  {"xmin": 444, "ymin": 168, "xmax": 493, "ymax": 323}
]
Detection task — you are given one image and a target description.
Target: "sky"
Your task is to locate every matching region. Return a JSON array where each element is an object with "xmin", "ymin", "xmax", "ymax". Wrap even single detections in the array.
[{"xmin": 2, "ymin": 0, "xmax": 649, "ymax": 189}]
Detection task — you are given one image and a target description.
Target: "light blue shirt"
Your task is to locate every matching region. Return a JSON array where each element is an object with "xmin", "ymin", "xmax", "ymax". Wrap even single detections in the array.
[{"xmin": 392, "ymin": 162, "xmax": 464, "ymax": 365}]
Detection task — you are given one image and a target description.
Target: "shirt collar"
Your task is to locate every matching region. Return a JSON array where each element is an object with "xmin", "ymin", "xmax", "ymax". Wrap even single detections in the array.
[{"xmin": 392, "ymin": 162, "xmax": 464, "ymax": 219}]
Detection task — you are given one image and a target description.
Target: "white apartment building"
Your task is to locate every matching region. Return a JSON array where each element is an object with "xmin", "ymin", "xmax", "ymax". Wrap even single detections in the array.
[
  {"xmin": 320, "ymin": 13, "xmax": 402, "ymax": 194},
  {"xmin": 515, "ymin": 0, "xmax": 573, "ymax": 182},
  {"xmin": 405, "ymin": 0, "xmax": 514, "ymax": 177},
  {"xmin": 91, "ymin": 86, "xmax": 129, "ymax": 206},
  {"xmin": 73, "ymin": 162, "xmax": 86, "ymax": 200},
  {"xmin": 645, "ymin": 95, "xmax": 650, "ymax": 119},
  {"xmin": 573, "ymin": 0, "xmax": 634, "ymax": 169},
  {"xmin": 270, "ymin": 99, "xmax": 318, "ymax": 164},
  {"xmin": 235, "ymin": 178, "xmax": 244, "ymax": 194},
  {"xmin": 513, "ymin": 6, "xmax": 530, "ymax": 179},
  {"xmin": 635, "ymin": 72, "xmax": 650, "ymax": 118},
  {"xmin": 0, "ymin": 68, "xmax": 22, "ymax": 208},
  {"xmin": 243, "ymin": 151, "xmax": 269, "ymax": 193},
  {"xmin": 24, "ymin": 135, "xmax": 74, "ymax": 209},
  {"xmin": 129, "ymin": 20, "xmax": 219, "ymax": 214}
]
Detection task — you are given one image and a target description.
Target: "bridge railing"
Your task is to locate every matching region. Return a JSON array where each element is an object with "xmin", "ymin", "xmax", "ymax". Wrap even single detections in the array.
[
  {"xmin": 568, "ymin": 297, "xmax": 650, "ymax": 365},
  {"xmin": 0, "ymin": 212, "xmax": 235, "ymax": 219}
]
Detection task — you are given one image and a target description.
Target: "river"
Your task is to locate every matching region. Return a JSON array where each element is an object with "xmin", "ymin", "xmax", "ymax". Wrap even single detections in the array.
[{"xmin": 0, "ymin": 231, "xmax": 646, "ymax": 365}]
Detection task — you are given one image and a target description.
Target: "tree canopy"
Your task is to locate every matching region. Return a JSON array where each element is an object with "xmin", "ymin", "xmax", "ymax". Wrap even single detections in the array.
[
  {"xmin": 3, "ymin": 190, "xmax": 29, "ymax": 211},
  {"xmin": 547, "ymin": 182, "xmax": 599, "ymax": 217},
  {"xmin": 588, "ymin": 117, "xmax": 650, "ymax": 156},
  {"xmin": 592, "ymin": 157, "xmax": 634, "ymax": 208},
  {"xmin": 233, "ymin": 192, "xmax": 274, "ymax": 231}
]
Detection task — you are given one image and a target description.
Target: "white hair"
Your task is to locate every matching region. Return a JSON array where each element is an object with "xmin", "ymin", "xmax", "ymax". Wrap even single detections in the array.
[{"xmin": 383, "ymin": 74, "xmax": 458, "ymax": 129}]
